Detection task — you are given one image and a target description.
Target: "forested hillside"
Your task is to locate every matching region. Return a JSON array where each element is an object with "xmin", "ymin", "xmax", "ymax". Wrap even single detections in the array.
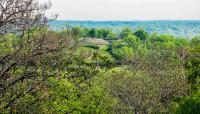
[
  {"xmin": 49, "ymin": 20, "xmax": 200, "ymax": 37},
  {"xmin": 0, "ymin": 0, "xmax": 200, "ymax": 114}
]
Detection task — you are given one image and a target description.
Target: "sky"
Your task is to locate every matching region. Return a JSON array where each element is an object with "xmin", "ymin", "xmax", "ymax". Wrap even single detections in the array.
[{"xmin": 41, "ymin": 0, "xmax": 200, "ymax": 20}]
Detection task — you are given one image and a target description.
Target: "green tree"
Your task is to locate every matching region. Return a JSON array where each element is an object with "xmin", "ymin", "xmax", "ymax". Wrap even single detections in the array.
[
  {"xmin": 120, "ymin": 27, "xmax": 133, "ymax": 38},
  {"xmin": 170, "ymin": 36, "xmax": 200, "ymax": 114},
  {"xmin": 186, "ymin": 37, "xmax": 200, "ymax": 89},
  {"xmin": 88, "ymin": 28, "xmax": 98, "ymax": 38},
  {"xmin": 170, "ymin": 91, "xmax": 200, "ymax": 114},
  {"xmin": 123, "ymin": 34, "xmax": 140, "ymax": 49},
  {"xmin": 134, "ymin": 28, "xmax": 148, "ymax": 41},
  {"xmin": 71, "ymin": 26, "xmax": 83, "ymax": 38}
]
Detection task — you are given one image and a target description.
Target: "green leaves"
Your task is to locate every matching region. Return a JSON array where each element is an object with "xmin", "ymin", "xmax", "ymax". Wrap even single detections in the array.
[
  {"xmin": 0, "ymin": 34, "xmax": 15, "ymax": 57},
  {"xmin": 170, "ymin": 90, "xmax": 200, "ymax": 114},
  {"xmin": 186, "ymin": 41, "xmax": 200, "ymax": 89},
  {"xmin": 1, "ymin": 27, "xmax": 199, "ymax": 114},
  {"xmin": 134, "ymin": 28, "xmax": 148, "ymax": 41}
]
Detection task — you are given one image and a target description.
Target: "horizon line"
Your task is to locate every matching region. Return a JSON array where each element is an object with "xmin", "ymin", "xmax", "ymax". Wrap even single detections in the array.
[{"xmin": 54, "ymin": 19, "xmax": 200, "ymax": 21}]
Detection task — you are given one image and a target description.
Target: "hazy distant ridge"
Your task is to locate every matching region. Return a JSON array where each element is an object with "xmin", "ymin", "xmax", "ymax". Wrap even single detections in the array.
[{"xmin": 49, "ymin": 20, "xmax": 200, "ymax": 37}]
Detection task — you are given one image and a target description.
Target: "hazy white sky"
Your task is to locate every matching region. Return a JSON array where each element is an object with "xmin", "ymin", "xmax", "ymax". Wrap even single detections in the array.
[{"xmin": 42, "ymin": 0, "xmax": 200, "ymax": 20}]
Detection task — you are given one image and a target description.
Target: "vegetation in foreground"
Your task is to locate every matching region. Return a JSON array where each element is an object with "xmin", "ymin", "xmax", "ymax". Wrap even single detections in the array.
[{"xmin": 0, "ymin": 0, "xmax": 200, "ymax": 114}]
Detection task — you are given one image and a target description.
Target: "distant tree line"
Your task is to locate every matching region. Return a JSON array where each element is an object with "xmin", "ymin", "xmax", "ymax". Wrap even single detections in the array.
[{"xmin": 70, "ymin": 26, "xmax": 116, "ymax": 39}]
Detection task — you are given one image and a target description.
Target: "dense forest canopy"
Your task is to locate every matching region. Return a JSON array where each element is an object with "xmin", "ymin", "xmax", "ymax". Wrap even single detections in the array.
[{"xmin": 0, "ymin": 0, "xmax": 200, "ymax": 114}]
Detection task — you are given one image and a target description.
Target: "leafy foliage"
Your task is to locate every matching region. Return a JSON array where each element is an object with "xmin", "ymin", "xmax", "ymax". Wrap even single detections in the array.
[{"xmin": 1, "ymin": 22, "xmax": 199, "ymax": 113}]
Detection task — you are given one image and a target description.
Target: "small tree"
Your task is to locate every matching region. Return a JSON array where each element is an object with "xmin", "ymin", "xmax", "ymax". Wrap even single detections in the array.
[
  {"xmin": 120, "ymin": 27, "xmax": 133, "ymax": 38},
  {"xmin": 134, "ymin": 28, "xmax": 148, "ymax": 41},
  {"xmin": 88, "ymin": 28, "xmax": 98, "ymax": 38}
]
